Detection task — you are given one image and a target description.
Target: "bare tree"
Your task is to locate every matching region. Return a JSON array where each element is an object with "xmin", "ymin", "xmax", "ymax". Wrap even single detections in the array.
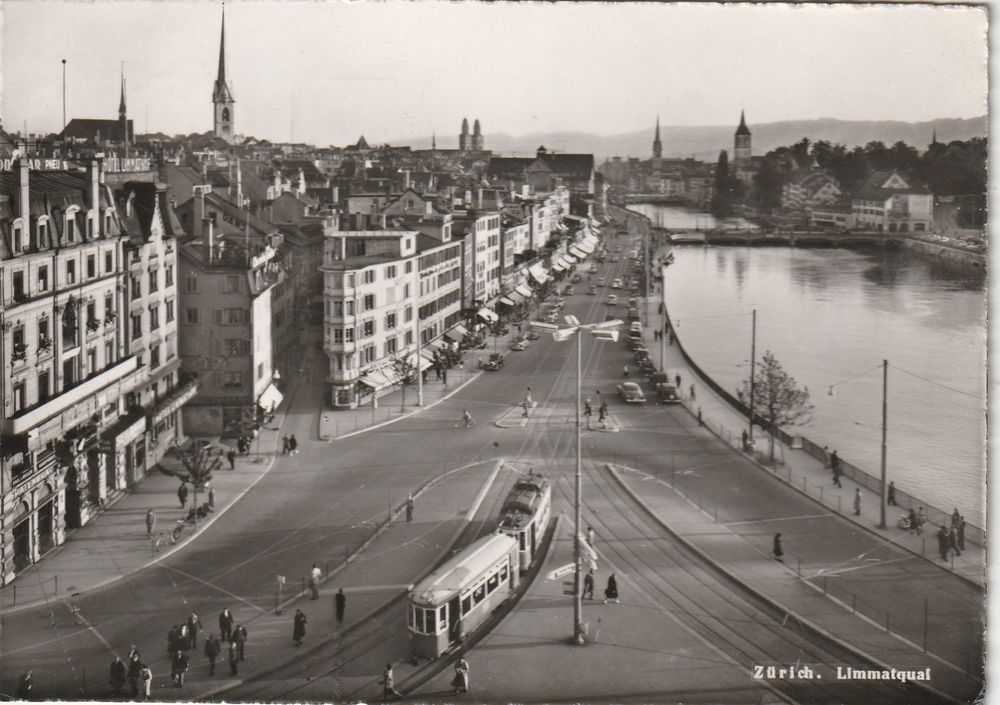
[
  {"xmin": 174, "ymin": 442, "xmax": 223, "ymax": 524},
  {"xmin": 389, "ymin": 353, "xmax": 419, "ymax": 411},
  {"xmin": 739, "ymin": 350, "xmax": 814, "ymax": 463}
]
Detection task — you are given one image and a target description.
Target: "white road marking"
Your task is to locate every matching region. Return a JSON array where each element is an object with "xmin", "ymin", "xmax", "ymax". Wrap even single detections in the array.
[
  {"xmin": 161, "ymin": 565, "xmax": 268, "ymax": 614},
  {"xmin": 724, "ymin": 513, "xmax": 833, "ymax": 526},
  {"xmin": 62, "ymin": 599, "xmax": 116, "ymax": 656},
  {"xmin": 466, "ymin": 461, "xmax": 504, "ymax": 521}
]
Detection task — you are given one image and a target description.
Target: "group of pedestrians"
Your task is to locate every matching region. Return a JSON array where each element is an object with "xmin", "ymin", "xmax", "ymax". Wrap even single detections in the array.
[
  {"xmin": 105, "ymin": 646, "xmax": 151, "ymax": 700},
  {"xmin": 937, "ymin": 508, "xmax": 967, "ymax": 562},
  {"xmin": 281, "ymin": 434, "xmax": 300, "ymax": 455},
  {"xmin": 824, "ymin": 447, "xmax": 843, "ymax": 487}
]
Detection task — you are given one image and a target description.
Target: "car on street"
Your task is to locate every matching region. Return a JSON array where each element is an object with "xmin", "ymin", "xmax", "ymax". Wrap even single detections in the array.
[
  {"xmin": 596, "ymin": 277, "xmax": 606, "ymax": 286},
  {"xmin": 527, "ymin": 331, "xmax": 540, "ymax": 341},
  {"xmin": 628, "ymin": 297, "xmax": 639, "ymax": 308},
  {"xmin": 590, "ymin": 264, "xmax": 599, "ymax": 274},
  {"xmin": 611, "ymin": 278, "xmax": 623, "ymax": 289},
  {"xmin": 484, "ymin": 353, "xmax": 505, "ymax": 370},
  {"xmin": 544, "ymin": 312, "xmax": 559, "ymax": 323},
  {"xmin": 610, "ymin": 256, "xmax": 620, "ymax": 263},
  {"xmin": 656, "ymin": 383, "xmax": 681, "ymax": 403},
  {"xmin": 627, "ymin": 307, "xmax": 640, "ymax": 321},
  {"xmin": 617, "ymin": 381, "xmax": 646, "ymax": 403},
  {"xmin": 563, "ymin": 286, "xmax": 575, "ymax": 296},
  {"xmin": 587, "ymin": 285, "xmax": 598, "ymax": 295},
  {"xmin": 512, "ymin": 339, "xmax": 529, "ymax": 351},
  {"xmin": 606, "ymin": 294, "xmax": 618, "ymax": 306},
  {"xmin": 571, "ymin": 274, "xmax": 583, "ymax": 283}
]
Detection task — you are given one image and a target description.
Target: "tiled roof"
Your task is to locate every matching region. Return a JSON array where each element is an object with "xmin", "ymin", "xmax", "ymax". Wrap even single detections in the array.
[
  {"xmin": 537, "ymin": 153, "xmax": 594, "ymax": 180},
  {"xmin": 61, "ymin": 118, "xmax": 133, "ymax": 143},
  {"xmin": 486, "ymin": 157, "xmax": 535, "ymax": 178}
]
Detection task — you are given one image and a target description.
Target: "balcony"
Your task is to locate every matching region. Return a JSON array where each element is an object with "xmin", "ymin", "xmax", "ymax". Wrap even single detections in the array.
[{"xmin": 3, "ymin": 356, "xmax": 140, "ymax": 438}]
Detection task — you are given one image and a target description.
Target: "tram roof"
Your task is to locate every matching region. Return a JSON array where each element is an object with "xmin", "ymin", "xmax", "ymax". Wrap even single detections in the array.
[{"xmin": 410, "ymin": 533, "xmax": 517, "ymax": 606}]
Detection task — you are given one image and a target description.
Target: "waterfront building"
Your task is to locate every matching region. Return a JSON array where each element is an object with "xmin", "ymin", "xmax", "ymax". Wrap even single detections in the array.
[
  {"xmin": 212, "ymin": 8, "xmax": 237, "ymax": 144},
  {"xmin": 780, "ymin": 172, "xmax": 843, "ymax": 225},
  {"xmin": 0, "ymin": 160, "xmax": 192, "ymax": 584},
  {"xmin": 321, "ymin": 224, "xmax": 462, "ymax": 409},
  {"xmin": 177, "ymin": 193, "xmax": 286, "ymax": 437},
  {"xmin": 809, "ymin": 202, "xmax": 856, "ymax": 229},
  {"xmin": 851, "ymin": 171, "xmax": 933, "ymax": 233}
]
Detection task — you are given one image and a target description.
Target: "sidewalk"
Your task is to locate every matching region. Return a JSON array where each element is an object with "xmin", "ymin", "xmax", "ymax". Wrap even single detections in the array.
[
  {"xmin": 624, "ymin": 214, "xmax": 985, "ymax": 588},
  {"xmin": 0, "ymin": 341, "xmax": 486, "ymax": 614}
]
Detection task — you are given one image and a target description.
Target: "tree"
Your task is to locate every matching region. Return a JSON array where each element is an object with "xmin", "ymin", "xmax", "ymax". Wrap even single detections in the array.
[
  {"xmin": 174, "ymin": 442, "xmax": 222, "ymax": 524},
  {"xmin": 389, "ymin": 353, "xmax": 419, "ymax": 410},
  {"xmin": 739, "ymin": 351, "xmax": 814, "ymax": 464}
]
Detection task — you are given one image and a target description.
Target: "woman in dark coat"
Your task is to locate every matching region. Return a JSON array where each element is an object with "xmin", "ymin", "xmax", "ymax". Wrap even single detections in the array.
[
  {"xmin": 603, "ymin": 574, "xmax": 619, "ymax": 604},
  {"xmin": 219, "ymin": 608, "xmax": 234, "ymax": 643},
  {"xmin": 293, "ymin": 609, "xmax": 307, "ymax": 646},
  {"xmin": 773, "ymin": 533, "xmax": 784, "ymax": 562}
]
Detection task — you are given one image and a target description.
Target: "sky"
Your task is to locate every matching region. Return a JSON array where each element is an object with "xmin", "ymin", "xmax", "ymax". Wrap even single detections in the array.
[{"xmin": 0, "ymin": 1, "xmax": 988, "ymax": 148}]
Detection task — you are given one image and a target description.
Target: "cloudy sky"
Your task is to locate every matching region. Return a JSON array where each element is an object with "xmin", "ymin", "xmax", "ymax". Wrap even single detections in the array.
[{"xmin": 1, "ymin": 2, "xmax": 988, "ymax": 147}]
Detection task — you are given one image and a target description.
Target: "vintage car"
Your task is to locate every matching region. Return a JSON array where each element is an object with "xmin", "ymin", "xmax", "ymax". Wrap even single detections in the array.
[
  {"xmin": 617, "ymin": 382, "xmax": 647, "ymax": 403},
  {"xmin": 656, "ymin": 383, "xmax": 681, "ymax": 404},
  {"xmin": 484, "ymin": 353, "xmax": 505, "ymax": 370}
]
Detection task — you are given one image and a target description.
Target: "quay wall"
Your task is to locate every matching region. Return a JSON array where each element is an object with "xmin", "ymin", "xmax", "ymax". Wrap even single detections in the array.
[{"xmin": 613, "ymin": 205, "xmax": 985, "ymax": 547}]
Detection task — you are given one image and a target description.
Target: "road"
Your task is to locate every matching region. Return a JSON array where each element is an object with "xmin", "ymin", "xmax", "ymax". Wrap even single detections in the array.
[{"xmin": 0, "ymin": 221, "xmax": 984, "ymax": 703}]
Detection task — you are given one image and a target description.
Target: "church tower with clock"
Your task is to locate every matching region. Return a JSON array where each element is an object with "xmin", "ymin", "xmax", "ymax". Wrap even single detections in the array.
[{"xmin": 212, "ymin": 7, "xmax": 236, "ymax": 143}]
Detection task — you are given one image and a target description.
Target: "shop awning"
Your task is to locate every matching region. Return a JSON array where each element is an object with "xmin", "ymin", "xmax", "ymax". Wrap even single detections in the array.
[
  {"xmin": 563, "ymin": 253, "xmax": 578, "ymax": 264},
  {"xmin": 551, "ymin": 259, "xmax": 567, "ymax": 272},
  {"xmin": 477, "ymin": 307, "xmax": 499, "ymax": 323},
  {"xmin": 510, "ymin": 290, "xmax": 527, "ymax": 304},
  {"xmin": 359, "ymin": 369, "xmax": 394, "ymax": 392},
  {"xmin": 406, "ymin": 352, "xmax": 434, "ymax": 372},
  {"xmin": 515, "ymin": 284, "xmax": 534, "ymax": 298},
  {"xmin": 529, "ymin": 264, "xmax": 549, "ymax": 284},
  {"xmin": 577, "ymin": 239, "xmax": 597, "ymax": 253},
  {"xmin": 426, "ymin": 337, "xmax": 448, "ymax": 351},
  {"xmin": 499, "ymin": 296, "xmax": 516, "ymax": 306},
  {"xmin": 258, "ymin": 383, "xmax": 284, "ymax": 412},
  {"xmin": 569, "ymin": 245, "xmax": 588, "ymax": 259},
  {"xmin": 444, "ymin": 324, "xmax": 468, "ymax": 343}
]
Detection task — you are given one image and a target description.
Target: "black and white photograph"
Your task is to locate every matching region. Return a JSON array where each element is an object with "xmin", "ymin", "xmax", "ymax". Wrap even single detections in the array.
[{"xmin": 0, "ymin": 1, "xmax": 989, "ymax": 703}]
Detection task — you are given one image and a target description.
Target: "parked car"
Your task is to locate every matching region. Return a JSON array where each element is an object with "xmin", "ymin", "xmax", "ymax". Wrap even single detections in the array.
[
  {"xmin": 588, "ymin": 285, "xmax": 599, "ymax": 295},
  {"xmin": 617, "ymin": 381, "xmax": 647, "ymax": 403},
  {"xmin": 571, "ymin": 274, "xmax": 583, "ymax": 283},
  {"xmin": 512, "ymin": 339, "xmax": 529, "ymax": 351},
  {"xmin": 627, "ymin": 307, "xmax": 640, "ymax": 321},
  {"xmin": 611, "ymin": 278, "xmax": 623, "ymax": 289},
  {"xmin": 484, "ymin": 353, "xmax": 505, "ymax": 370},
  {"xmin": 628, "ymin": 297, "xmax": 639, "ymax": 308},
  {"xmin": 590, "ymin": 264, "xmax": 599, "ymax": 274},
  {"xmin": 606, "ymin": 294, "xmax": 618, "ymax": 306},
  {"xmin": 610, "ymin": 256, "xmax": 621, "ymax": 263},
  {"xmin": 527, "ymin": 331, "xmax": 540, "ymax": 341},
  {"xmin": 596, "ymin": 277, "xmax": 606, "ymax": 286},
  {"xmin": 634, "ymin": 346, "xmax": 650, "ymax": 363},
  {"xmin": 563, "ymin": 286, "xmax": 575, "ymax": 296},
  {"xmin": 656, "ymin": 383, "xmax": 681, "ymax": 404}
]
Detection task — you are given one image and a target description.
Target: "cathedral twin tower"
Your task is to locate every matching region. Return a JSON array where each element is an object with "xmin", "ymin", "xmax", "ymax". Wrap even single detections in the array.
[{"xmin": 459, "ymin": 117, "xmax": 484, "ymax": 152}]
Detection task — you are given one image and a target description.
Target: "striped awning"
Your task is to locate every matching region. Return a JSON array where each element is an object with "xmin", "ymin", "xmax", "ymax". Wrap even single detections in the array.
[
  {"xmin": 499, "ymin": 296, "xmax": 516, "ymax": 306},
  {"xmin": 444, "ymin": 324, "xmax": 469, "ymax": 342},
  {"xmin": 359, "ymin": 369, "xmax": 394, "ymax": 391},
  {"xmin": 551, "ymin": 259, "xmax": 567, "ymax": 272},
  {"xmin": 477, "ymin": 307, "xmax": 498, "ymax": 323},
  {"xmin": 529, "ymin": 264, "xmax": 549, "ymax": 284},
  {"xmin": 515, "ymin": 284, "xmax": 533, "ymax": 298},
  {"xmin": 569, "ymin": 245, "xmax": 588, "ymax": 259}
]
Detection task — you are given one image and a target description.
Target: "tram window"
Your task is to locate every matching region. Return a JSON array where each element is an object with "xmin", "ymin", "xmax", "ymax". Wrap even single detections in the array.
[
  {"xmin": 473, "ymin": 583, "xmax": 486, "ymax": 605},
  {"xmin": 408, "ymin": 605, "xmax": 415, "ymax": 629},
  {"xmin": 417, "ymin": 608, "xmax": 427, "ymax": 633},
  {"xmin": 487, "ymin": 571, "xmax": 499, "ymax": 593},
  {"xmin": 500, "ymin": 564, "xmax": 509, "ymax": 582},
  {"xmin": 519, "ymin": 533, "xmax": 526, "ymax": 550},
  {"xmin": 438, "ymin": 606, "xmax": 447, "ymax": 631},
  {"xmin": 461, "ymin": 595, "xmax": 472, "ymax": 615}
]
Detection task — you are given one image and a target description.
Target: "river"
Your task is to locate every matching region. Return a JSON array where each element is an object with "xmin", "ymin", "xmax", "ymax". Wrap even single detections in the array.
[{"xmin": 630, "ymin": 204, "xmax": 987, "ymax": 526}]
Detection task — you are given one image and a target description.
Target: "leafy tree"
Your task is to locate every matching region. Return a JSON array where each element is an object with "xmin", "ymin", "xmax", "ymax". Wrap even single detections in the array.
[
  {"xmin": 739, "ymin": 351, "xmax": 814, "ymax": 464},
  {"xmin": 389, "ymin": 353, "xmax": 419, "ymax": 410},
  {"xmin": 174, "ymin": 442, "xmax": 223, "ymax": 524}
]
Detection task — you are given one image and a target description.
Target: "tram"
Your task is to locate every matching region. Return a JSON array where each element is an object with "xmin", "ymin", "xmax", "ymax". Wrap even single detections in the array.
[
  {"xmin": 498, "ymin": 473, "xmax": 552, "ymax": 571},
  {"xmin": 408, "ymin": 532, "xmax": 519, "ymax": 659}
]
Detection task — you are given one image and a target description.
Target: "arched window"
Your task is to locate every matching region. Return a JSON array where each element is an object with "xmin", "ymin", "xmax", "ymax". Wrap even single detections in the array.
[{"xmin": 222, "ymin": 107, "xmax": 230, "ymax": 122}]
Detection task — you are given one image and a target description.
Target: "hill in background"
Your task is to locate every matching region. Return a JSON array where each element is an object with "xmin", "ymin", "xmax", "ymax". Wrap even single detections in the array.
[{"xmin": 397, "ymin": 116, "xmax": 987, "ymax": 161}]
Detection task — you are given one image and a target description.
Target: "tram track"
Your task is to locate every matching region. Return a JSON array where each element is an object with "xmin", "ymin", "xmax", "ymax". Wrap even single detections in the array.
[{"xmin": 550, "ymin": 464, "xmax": 946, "ymax": 705}]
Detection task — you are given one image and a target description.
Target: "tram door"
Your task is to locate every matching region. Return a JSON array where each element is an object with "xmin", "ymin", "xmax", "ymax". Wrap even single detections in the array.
[
  {"xmin": 448, "ymin": 597, "xmax": 461, "ymax": 645},
  {"xmin": 531, "ymin": 521, "xmax": 537, "ymax": 555}
]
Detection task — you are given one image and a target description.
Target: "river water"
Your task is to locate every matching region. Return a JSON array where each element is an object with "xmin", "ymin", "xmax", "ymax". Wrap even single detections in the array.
[{"xmin": 630, "ymin": 204, "xmax": 987, "ymax": 526}]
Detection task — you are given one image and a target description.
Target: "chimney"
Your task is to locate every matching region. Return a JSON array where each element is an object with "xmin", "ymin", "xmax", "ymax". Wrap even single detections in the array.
[
  {"xmin": 404, "ymin": 170, "xmax": 411, "ymax": 189},
  {"xmin": 87, "ymin": 160, "xmax": 100, "ymax": 211},
  {"xmin": 236, "ymin": 160, "xmax": 243, "ymax": 207},
  {"xmin": 194, "ymin": 186, "xmax": 206, "ymax": 240},
  {"xmin": 477, "ymin": 188, "xmax": 483, "ymax": 210},
  {"xmin": 425, "ymin": 200, "xmax": 432, "ymax": 216},
  {"xmin": 16, "ymin": 158, "xmax": 30, "ymax": 224},
  {"xmin": 203, "ymin": 219, "xmax": 214, "ymax": 263}
]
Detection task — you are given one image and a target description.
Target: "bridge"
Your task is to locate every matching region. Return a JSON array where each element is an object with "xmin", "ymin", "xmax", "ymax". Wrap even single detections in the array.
[
  {"xmin": 619, "ymin": 194, "xmax": 694, "ymax": 206},
  {"xmin": 659, "ymin": 228, "xmax": 904, "ymax": 248}
]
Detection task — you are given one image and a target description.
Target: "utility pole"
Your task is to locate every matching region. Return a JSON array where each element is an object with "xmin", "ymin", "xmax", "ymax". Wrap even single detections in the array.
[
  {"xmin": 748, "ymin": 309, "xmax": 756, "ymax": 444},
  {"xmin": 61, "ymin": 59, "xmax": 67, "ymax": 131},
  {"xmin": 879, "ymin": 359, "xmax": 888, "ymax": 529},
  {"xmin": 573, "ymin": 328, "xmax": 584, "ymax": 645}
]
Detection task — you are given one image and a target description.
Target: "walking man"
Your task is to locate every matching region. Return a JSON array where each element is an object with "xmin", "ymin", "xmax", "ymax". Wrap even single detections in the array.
[
  {"xmin": 110, "ymin": 657, "xmax": 127, "ymax": 695},
  {"xmin": 949, "ymin": 525, "xmax": 962, "ymax": 557},
  {"xmin": 208, "ymin": 486, "xmax": 215, "ymax": 509},
  {"xmin": 293, "ymin": 609, "xmax": 307, "ymax": 646},
  {"xmin": 382, "ymin": 663, "xmax": 402, "ymax": 700},
  {"xmin": 227, "ymin": 449, "xmax": 237, "ymax": 470},
  {"xmin": 587, "ymin": 526, "xmax": 595, "ymax": 550},
  {"xmin": 689, "ymin": 384, "xmax": 696, "ymax": 401},
  {"xmin": 887, "ymin": 481, "xmax": 897, "ymax": 506},
  {"xmin": 128, "ymin": 653, "xmax": 142, "ymax": 698},
  {"xmin": 957, "ymin": 514, "xmax": 966, "ymax": 550},
  {"xmin": 178, "ymin": 482, "xmax": 189, "ymax": 509},
  {"xmin": 187, "ymin": 611, "xmax": 200, "ymax": 650},
  {"xmin": 773, "ymin": 533, "xmax": 784, "ymax": 562},
  {"xmin": 938, "ymin": 525, "xmax": 950, "ymax": 561},
  {"xmin": 831, "ymin": 451, "xmax": 842, "ymax": 487},
  {"xmin": 204, "ymin": 634, "xmax": 220, "ymax": 676},
  {"xmin": 146, "ymin": 508, "xmax": 156, "ymax": 537},
  {"xmin": 452, "ymin": 657, "xmax": 470, "ymax": 694},
  {"xmin": 583, "ymin": 570, "xmax": 595, "ymax": 600},
  {"xmin": 228, "ymin": 640, "xmax": 239, "ymax": 676},
  {"xmin": 219, "ymin": 608, "xmax": 234, "ymax": 644},
  {"xmin": 236, "ymin": 624, "xmax": 248, "ymax": 660},
  {"xmin": 675, "ymin": 373, "xmax": 681, "ymax": 388},
  {"xmin": 171, "ymin": 649, "xmax": 188, "ymax": 687},
  {"xmin": 310, "ymin": 564, "xmax": 322, "ymax": 599},
  {"xmin": 335, "ymin": 588, "xmax": 346, "ymax": 625},
  {"xmin": 853, "ymin": 488, "xmax": 862, "ymax": 516},
  {"xmin": 139, "ymin": 664, "xmax": 152, "ymax": 701},
  {"xmin": 406, "ymin": 495, "xmax": 414, "ymax": 523},
  {"xmin": 603, "ymin": 574, "xmax": 619, "ymax": 604}
]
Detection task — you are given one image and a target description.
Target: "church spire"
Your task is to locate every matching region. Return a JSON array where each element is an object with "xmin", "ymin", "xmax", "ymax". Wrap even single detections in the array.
[
  {"xmin": 212, "ymin": 4, "xmax": 236, "ymax": 143},
  {"xmin": 736, "ymin": 109, "xmax": 751, "ymax": 136},
  {"xmin": 118, "ymin": 63, "xmax": 127, "ymax": 120},
  {"xmin": 652, "ymin": 114, "xmax": 662, "ymax": 159},
  {"xmin": 218, "ymin": 5, "xmax": 227, "ymax": 85}
]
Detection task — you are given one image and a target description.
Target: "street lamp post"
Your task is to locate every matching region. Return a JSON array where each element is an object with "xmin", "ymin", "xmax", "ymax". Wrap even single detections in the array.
[
  {"xmin": 879, "ymin": 359, "xmax": 888, "ymax": 529},
  {"xmin": 530, "ymin": 314, "xmax": 621, "ymax": 646},
  {"xmin": 748, "ymin": 310, "xmax": 756, "ymax": 446}
]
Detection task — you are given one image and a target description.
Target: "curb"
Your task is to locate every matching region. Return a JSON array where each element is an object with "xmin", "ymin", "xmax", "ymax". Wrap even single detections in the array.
[{"xmin": 605, "ymin": 463, "xmax": 970, "ymax": 705}]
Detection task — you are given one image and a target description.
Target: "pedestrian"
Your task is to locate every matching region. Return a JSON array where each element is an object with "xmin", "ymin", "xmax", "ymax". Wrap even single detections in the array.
[
  {"xmin": 17, "ymin": 670, "xmax": 32, "ymax": 700},
  {"xmin": 522, "ymin": 399, "xmax": 530, "ymax": 418},
  {"xmin": 598, "ymin": 402, "xmax": 607, "ymax": 425},
  {"xmin": 282, "ymin": 435, "xmax": 290, "ymax": 454},
  {"xmin": 742, "ymin": 429, "xmax": 749, "ymax": 452},
  {"xmin": 219, "ymin": 608, "xmax": 234, "ymax": 643},
  {"xmin": 822, "ymin": 445, "xmax": 831, "ymax": 469},
  {"xmin": 938, "ymin": 525, "xmax": 950, "ymax": 561},
  {"xmin": 110, "ymin": 656, "xmax": 127, "ymax": 695},
  {"xmin": 422, "ymin": 369, "xmax": 428, "ymax": 384},
  {"xmin": 167, "ymin": 624, "xmax": 179, "ymax": 655},
  {"xmin": 952, "ymin": 507, "xmax": 961, "ymax": 527},
  {"xmin": 441, "ymin": 369, "xmax": 448, "ymax": 384},
  {"xmin": 603, "ymin": 574, "xmax": 619, "ymax": 604},
  {"xmin": 675, "ymin": 373, "xmax": 681, "ymax": 388},
  {"xmin": 689, "ymin": 384, "xmax": 696, "ymax": 400},
  {"xmin": 887, "ymin": 481, "xmax": 896, "ymax": 506},
  {"xmin": 335, "ymin": 588, "xmax": 346, "ymax": 624},
  {"xmin": 293, "ymin": 609, "xmax": 307, "ymax": 646},
  {"xmin": 146, "ymin": 508, "xmax": 156, "ymax": 537},
  {"xmin": 623, "ymin": 364, "xmax": 629, "ymax": 377},
  {"xmin": 178, "ymin": 482, "xmax": 189, "ymax": 509},
  {"xmin": 290, "ymin": 434, "xmax": 299, "ymax": 455},
  {"xmin": 227, "ymin": 448, "xmax": 237, "ymax": 470},
  {"xmin": 309, "ymin": 563, "xmax": 322, "ymax": 599},
  {"xmin": 204, "ymin": 634, "xmax": 220, "ymax": 676},
  {"xmin": 587, "ymin": 526, "xmax": 595, "ymax": 549},
  {"xmin": 236, "ymin": 624, "xmax": 248, "ymax": 660},
  {"xmin": 949, "ymin": 525, "xmax": 961, "ymax": 557},
  {"xmin": 452, "ymin": 656, "xmax": 470, "ymax": 694},
  {"xmin": 178, "ymin": 622, "xmax": 189, "ymax": 651},
  {"xmin": 382, "ymin": 663, "xmax": 402, "ymax": 700},
  {"xmin": 583, "ymin": 570, "xmax": 595, "ymax": 600},
  {"xmin": 127, "ymin": 653, "xmax": 142, "ymax": 697},
  {"xmin": 853, "ymin": 488, "xmax": 861, "ymax": 516},
  {"xmin": 907, "ymin": 507, "xmax": 918, "ymax": 534},
  {"xmin": 405, "ymin": 494, "xmax": 415, "ymax": 522},
  {"xmin": 208, "ymin": 486, "xmax": 215, "ymax": 509},
  {"xmin": 773, "ymin": 533, "xmax": 784, "ymax": 561},
  {"xmin": 139, "ymin": 664, "xmax": 152, "ymax": 701},
  {"xmin": 171, "ymin": 649, "xmax": 189, "ymax": 687},
  {"xmin": 228, "ymin": 640, "xmax": 239, "ymax": 676},
  {"xmin": 187, "ymin": 611, "xmax": 200, "ymax": 650},
  {"xmin": 917, "ymin": 507, "xmax": 926, "ymax": 535},
  {"xmin": 957, "ymin": 514, "xmax": 966, "ymax": 551},
  {"xmin": 669, "ymin": 330, "xmax": 674, "ymax": 346}
]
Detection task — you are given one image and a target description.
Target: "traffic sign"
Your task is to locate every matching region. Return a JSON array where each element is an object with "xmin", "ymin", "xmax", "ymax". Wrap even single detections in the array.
[{"xmin": 548, "ymin": 563, "xmax": 575, "ymax": 580}]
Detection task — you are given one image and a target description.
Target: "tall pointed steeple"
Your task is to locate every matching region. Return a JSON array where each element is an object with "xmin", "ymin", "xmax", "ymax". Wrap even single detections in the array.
[
  {"xmin": 212, "ymin": 4, "xmax": 236, "ymax": 143},
  {"xmin": 736, "ymin": 109, "xmax": 751, "ymax": 136},
  {"xmin": 652, "ymin": 114, "xmax": 662, "ymax": 159},
  {"xmin": 931, "ymin": 129, "xmax": 938, "ymax": 146},
  {"xmin": 118, "ymin": 63, "xmax": 127, "ymax": 121},
  {"xmin": 734, "ymin": 109, "xmax": 752, "ymax": 167}
]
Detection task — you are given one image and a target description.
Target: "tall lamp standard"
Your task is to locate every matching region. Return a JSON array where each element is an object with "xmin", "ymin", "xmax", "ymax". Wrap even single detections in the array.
[{"xmin": 530, "ymin": 314, "xmax": 622, "ymax": 645}]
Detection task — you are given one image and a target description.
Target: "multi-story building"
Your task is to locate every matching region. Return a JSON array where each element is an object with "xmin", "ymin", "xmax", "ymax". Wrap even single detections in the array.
[
  {"xmin": 781, "ymin": 172, "xmax": 842, "ymax": 213},
  {"xmin": 177, "ymin": 220, "xmax": 285, "ymax": 437},
  {"xmin": 851, "ymin": 171, "xmax": 933, "ymax": 233},
  {"xmin": 0, "ymin": 161, "xmax": 192, "ymax": 584},
  {"xmin": 452, "ymin": 212, "xmax": 501, "ymax": 314}
]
